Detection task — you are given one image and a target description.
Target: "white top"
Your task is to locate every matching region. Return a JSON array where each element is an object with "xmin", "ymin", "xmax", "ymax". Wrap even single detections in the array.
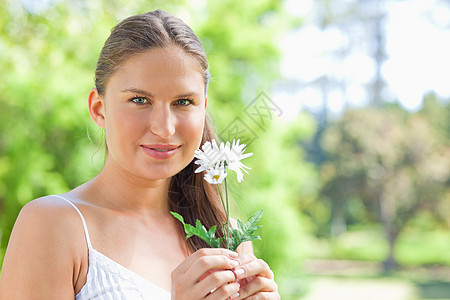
[{"xmin": 54, "ymin": 195, "xmax": 171, "ymax": 300}]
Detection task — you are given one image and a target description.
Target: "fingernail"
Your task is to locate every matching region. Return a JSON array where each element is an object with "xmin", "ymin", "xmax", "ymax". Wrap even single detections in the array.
[
  {"xmin": 230, "ymin": 260, "xmax": 240, "ymax": 267},
  {"xmin": 230, "ymin": 292, "xmax": 240, "ymax": 299},
  {"xmin": 234, "ymin": 268, "xmax": 245, "ymax": 277},
  {"xmin": 228, "ymin": 251, "xmax": 238, "ymax": 258}
]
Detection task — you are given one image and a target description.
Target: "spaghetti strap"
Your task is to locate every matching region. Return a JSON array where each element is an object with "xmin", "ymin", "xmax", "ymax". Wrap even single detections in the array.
[{"xmin": 53, "ymin": 194, "xmax": 93, "ymax": 250}]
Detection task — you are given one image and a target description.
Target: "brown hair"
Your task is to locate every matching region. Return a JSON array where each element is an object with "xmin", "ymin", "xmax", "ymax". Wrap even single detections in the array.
[
  {"xmin": 169, "ymin": 115, "xmax": 227, "ymax": 251},
  {"xmin": 94, "ymin": 10, "xmax": 225, "ymax": 251},
  {"xmin": 95, "ymin": 9, "xmax": 210, "ymax": 96}
]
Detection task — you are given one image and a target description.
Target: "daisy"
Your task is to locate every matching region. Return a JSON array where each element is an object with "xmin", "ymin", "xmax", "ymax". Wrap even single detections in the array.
[
  {"xmin": 194, "ymin": 139, "xmax": 253, "ymax": 182},
  {"xmin": 203, "ymin": 161, "xmax": 227, "ymax": 184},
  {"xmin": 172, "ymin": 138, "xmax": 261, "ymax": 251},
  {"xmin": 194, "ymin": 140, "xmax": 225, "ymax": 173},
  {"xmin": 224, "ymin": 139, "xmax": 253, "ymax": 182}
]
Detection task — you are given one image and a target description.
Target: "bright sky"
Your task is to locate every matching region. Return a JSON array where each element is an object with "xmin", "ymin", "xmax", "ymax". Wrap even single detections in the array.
[{"xmin": 277, "ymin": 0, "xmax": 450, "ymax": 120}]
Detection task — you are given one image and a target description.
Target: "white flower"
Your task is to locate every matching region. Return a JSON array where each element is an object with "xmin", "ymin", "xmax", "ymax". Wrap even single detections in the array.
[
  {"xmin": 224, "ymin": 139, "xmax": 253, "ymax": 182},
  {"xmin": 203, "ymin": 161, "xmax": 227, "ymax": 184},
  {"xmin": 194, "ymin": 139, "xmax": 225, "ymax": 173},
  {"xmin": 195, "ymin": 139, "xmax": 253, "ymax": 183}
]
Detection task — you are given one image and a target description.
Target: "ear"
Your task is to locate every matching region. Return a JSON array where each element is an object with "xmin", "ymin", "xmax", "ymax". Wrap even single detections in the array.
[
  {"xmin": 88, "ymin": 88, "xmax": 105, "ymax": 128},
  {"xmin": 205, "ymin": 95, "xmax": 208, "ymax": 109}
]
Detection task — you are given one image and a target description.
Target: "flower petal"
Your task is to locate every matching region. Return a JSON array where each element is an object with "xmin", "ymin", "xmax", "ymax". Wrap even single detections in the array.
[{"xmin": 203, "ymin": 161, "xmax": 227, "ymax": 184}]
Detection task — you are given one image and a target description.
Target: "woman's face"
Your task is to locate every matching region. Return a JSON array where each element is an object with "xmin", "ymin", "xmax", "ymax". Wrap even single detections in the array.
[{"xmin": 97, "ymin": 47, "xmax": 206, "ymax": 181}]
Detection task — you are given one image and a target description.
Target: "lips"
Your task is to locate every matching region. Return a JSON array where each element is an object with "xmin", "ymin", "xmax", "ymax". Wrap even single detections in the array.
[{"xmin": 140, "ymin": 144, "xmax": 181, "ymax": 159}]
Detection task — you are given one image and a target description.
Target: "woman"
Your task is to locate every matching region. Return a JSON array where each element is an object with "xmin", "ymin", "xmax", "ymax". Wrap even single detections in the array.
[{"xmin": 0, "ymin": 9, "xmax": 279, "ymax": 300}]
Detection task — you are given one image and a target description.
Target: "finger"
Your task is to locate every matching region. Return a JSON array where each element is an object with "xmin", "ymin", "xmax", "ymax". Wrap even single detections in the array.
[
  {"xmin": 205, "ymin": 281, "xmax": 240, "ymax": 300},
  {"xmin": 235, "ymin": 253, "xmax": 256, "ymax": 265},
  {"xmin": 234, "ymin": 276, "xmax": 278, "ymax": 299},
  {"xmin": 183, "ymin": 248, "xmax": 238, "ymax": 273},
  {"xmin": 174, "ymin": 248, "xmax": 238, "ymax": 275},
  {"xmin": 236, "ymin": 275, "xmax": 256, "ymax": 288},
  {"xmin": 187, "ymin": 252, "xmax": 240, "ymax": 282},
  {"xmin": 233, "ymin": 259, "xmax": 274, "ymax": 281},
  {"xmin": 236, "ymin": 240, "xmax": 253, "ymax": 255},
  {"xmin": 196, "ymin": 269, "xmax": 237, "ymax": 297}
]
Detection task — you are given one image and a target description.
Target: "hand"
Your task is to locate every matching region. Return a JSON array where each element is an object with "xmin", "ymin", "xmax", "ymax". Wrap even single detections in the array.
[
  {"xmin": 232, "ymin": 253, "xmax": 280, "ymax": 300},
  {"xmin": 171, "ymin": 248, "xmax": 241, "ymax": 300}
]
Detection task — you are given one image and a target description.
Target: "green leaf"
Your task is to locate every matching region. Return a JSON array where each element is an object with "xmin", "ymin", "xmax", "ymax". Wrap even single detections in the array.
[
  {"xmin": 170, "ymin": 212, "xmax": 223, "ymax": 248},
  {"xmin": 171, "ymin": 210, "xmax": 263, "ymax": 251},
  {"xmin": 228, "ymin": 210, "xmax": 263, "ymax": 251}
]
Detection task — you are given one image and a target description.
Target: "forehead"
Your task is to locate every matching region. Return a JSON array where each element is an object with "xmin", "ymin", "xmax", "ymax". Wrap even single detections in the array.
[{"xmin": 105, "ymin": 47, "xmax": 205, "ymax": 97}]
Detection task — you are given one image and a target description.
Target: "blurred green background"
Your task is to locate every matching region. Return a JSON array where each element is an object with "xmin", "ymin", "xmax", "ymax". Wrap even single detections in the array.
[{"xmin": 0, "ymin": 0, "xmax": 449, "ymax": 299}]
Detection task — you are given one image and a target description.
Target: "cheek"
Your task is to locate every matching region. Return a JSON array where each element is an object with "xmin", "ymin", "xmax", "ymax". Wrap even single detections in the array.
[
  {"xmin": 179, "ymin": 112, "xmax": 205, "ymax": 147},
  {"xmin": 106, "ymin": 109, "xmax": 145, "ymax": 144}
]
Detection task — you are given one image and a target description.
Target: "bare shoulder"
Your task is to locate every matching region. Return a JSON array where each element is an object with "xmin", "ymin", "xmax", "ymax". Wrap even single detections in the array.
[
  {"xmin": 17, "ymin": 195, "xmax": 73, "ymax": 217},
  {"xmin": 0, "ymin": 195, "xmax": 85, "ymax": 299},
  {"xmin": 10, "ymin": 195, "xmax": 85, "ymax": 243}
]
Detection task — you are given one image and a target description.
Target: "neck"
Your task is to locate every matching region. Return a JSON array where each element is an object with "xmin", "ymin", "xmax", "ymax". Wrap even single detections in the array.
[{"xmin": 81, "ymin": 158, "xmax": 172, "ymax": 214}]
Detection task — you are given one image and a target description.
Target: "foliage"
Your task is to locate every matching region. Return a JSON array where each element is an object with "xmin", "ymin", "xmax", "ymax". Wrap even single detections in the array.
[
  {"xmin": 228, "ymin": 210, "xmax": 263, "ymax": 251},
  {"xmin": 236, "ymin": 115, "xmax": 319, "ymax": 277},
  {"xmin": 319, "ymin": 101, "xmax": 450, "ymax": 270},
  {"xmin": 193, "ymin": 0, "xmax": 296, "ymax": 130},
  {"xmin": 170, "ymin": 212, "xmax": 223, "ymax": 248},
  {"xmin": 171, "ymin": 210, "xmax": 263, "ymax": 252},
  {"xmin": 0, "ymin": 0, "xmax": 107, "ymax": 256}
]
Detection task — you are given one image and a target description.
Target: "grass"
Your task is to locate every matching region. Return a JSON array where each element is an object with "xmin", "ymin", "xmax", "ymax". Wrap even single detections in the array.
[
  {"xmin": 396, "ymin": 229, "xmax": 450, "ymax": 266},
  {"xmin": 415, "ymin": 280, "xmax": 450, "ymax": 300},
  {"xmin": 277, "ymin": 226, "xmax": 450, "ymax": 300},
  {"xmin": 307, "ymin": 227, "xmax": 450, "ymax": 266},
  {"xmin": 278, "ymin": 263, "xmax": 450, "ymax": 300}
]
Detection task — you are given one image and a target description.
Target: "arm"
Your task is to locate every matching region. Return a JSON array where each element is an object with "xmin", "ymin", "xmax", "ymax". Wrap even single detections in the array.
[{"xmin": 0, "ymin": 198, "xmax": 80, "ymax": 299}]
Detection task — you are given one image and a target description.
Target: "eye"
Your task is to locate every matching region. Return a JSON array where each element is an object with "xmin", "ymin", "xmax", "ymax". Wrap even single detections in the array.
[
  {"xmin": 130, "ymin": 96, "xmax": 149, "ymax": 105},
  {"xmin": 175, "ymin": 99, "xmax": 193, "ymax": 106}
]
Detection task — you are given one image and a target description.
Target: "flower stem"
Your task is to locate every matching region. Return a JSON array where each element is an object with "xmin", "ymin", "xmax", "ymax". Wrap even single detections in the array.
[
  {"xmin": 217, "ymin": 184, "xmax": 226, "ymax": 217},
  {"xmin": 224, "ymin": 177, "xmax": 231, "ymax": 249},
  {"xmin": 216, "ymin": 178, "xmax": 231, "ymax": 249}
]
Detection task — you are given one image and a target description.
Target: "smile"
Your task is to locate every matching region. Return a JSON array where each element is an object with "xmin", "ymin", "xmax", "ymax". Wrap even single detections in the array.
[
  {"xmin": 140, "ymin": 144, "xmax": 181, "ymax": 160},
  {"xmin": 152, "ymin": 148, "xmax": 175, "ymax": 152}
]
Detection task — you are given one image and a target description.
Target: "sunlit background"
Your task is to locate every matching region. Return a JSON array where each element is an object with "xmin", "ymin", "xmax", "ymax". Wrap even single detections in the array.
[
  {"xmin": 0, "ymin": 0, "xmax": 449, "ymax": 299},
  {"xmin": 279, "ymin": 0, "xmax": 450, "ymax": 117}
]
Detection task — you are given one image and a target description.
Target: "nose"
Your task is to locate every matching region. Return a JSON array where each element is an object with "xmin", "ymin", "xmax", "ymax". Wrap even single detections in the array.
[{"xmin": 149, "ymin": 103, "xmax": 176, "ymax": 139}]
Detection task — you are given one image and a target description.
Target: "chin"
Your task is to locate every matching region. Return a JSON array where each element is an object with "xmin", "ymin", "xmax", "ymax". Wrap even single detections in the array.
[{"xmin": 143, "ymin": 163, "xmax": 190, "ymax": 180}]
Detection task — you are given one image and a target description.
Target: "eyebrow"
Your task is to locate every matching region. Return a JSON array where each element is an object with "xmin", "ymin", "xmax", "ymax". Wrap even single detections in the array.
[{"xmin": 121, "ymin": 87, "xmax": 200, "ymax": 98}]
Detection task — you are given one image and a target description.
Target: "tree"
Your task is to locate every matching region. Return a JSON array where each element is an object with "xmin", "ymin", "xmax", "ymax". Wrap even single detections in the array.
[
  {"xmin": 236, "ymin": 113, "xmax": 318, "ymax": 277},
  {"xmin": 320, "ymin": 104, "xmax": 450, "ymax": 270}
]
